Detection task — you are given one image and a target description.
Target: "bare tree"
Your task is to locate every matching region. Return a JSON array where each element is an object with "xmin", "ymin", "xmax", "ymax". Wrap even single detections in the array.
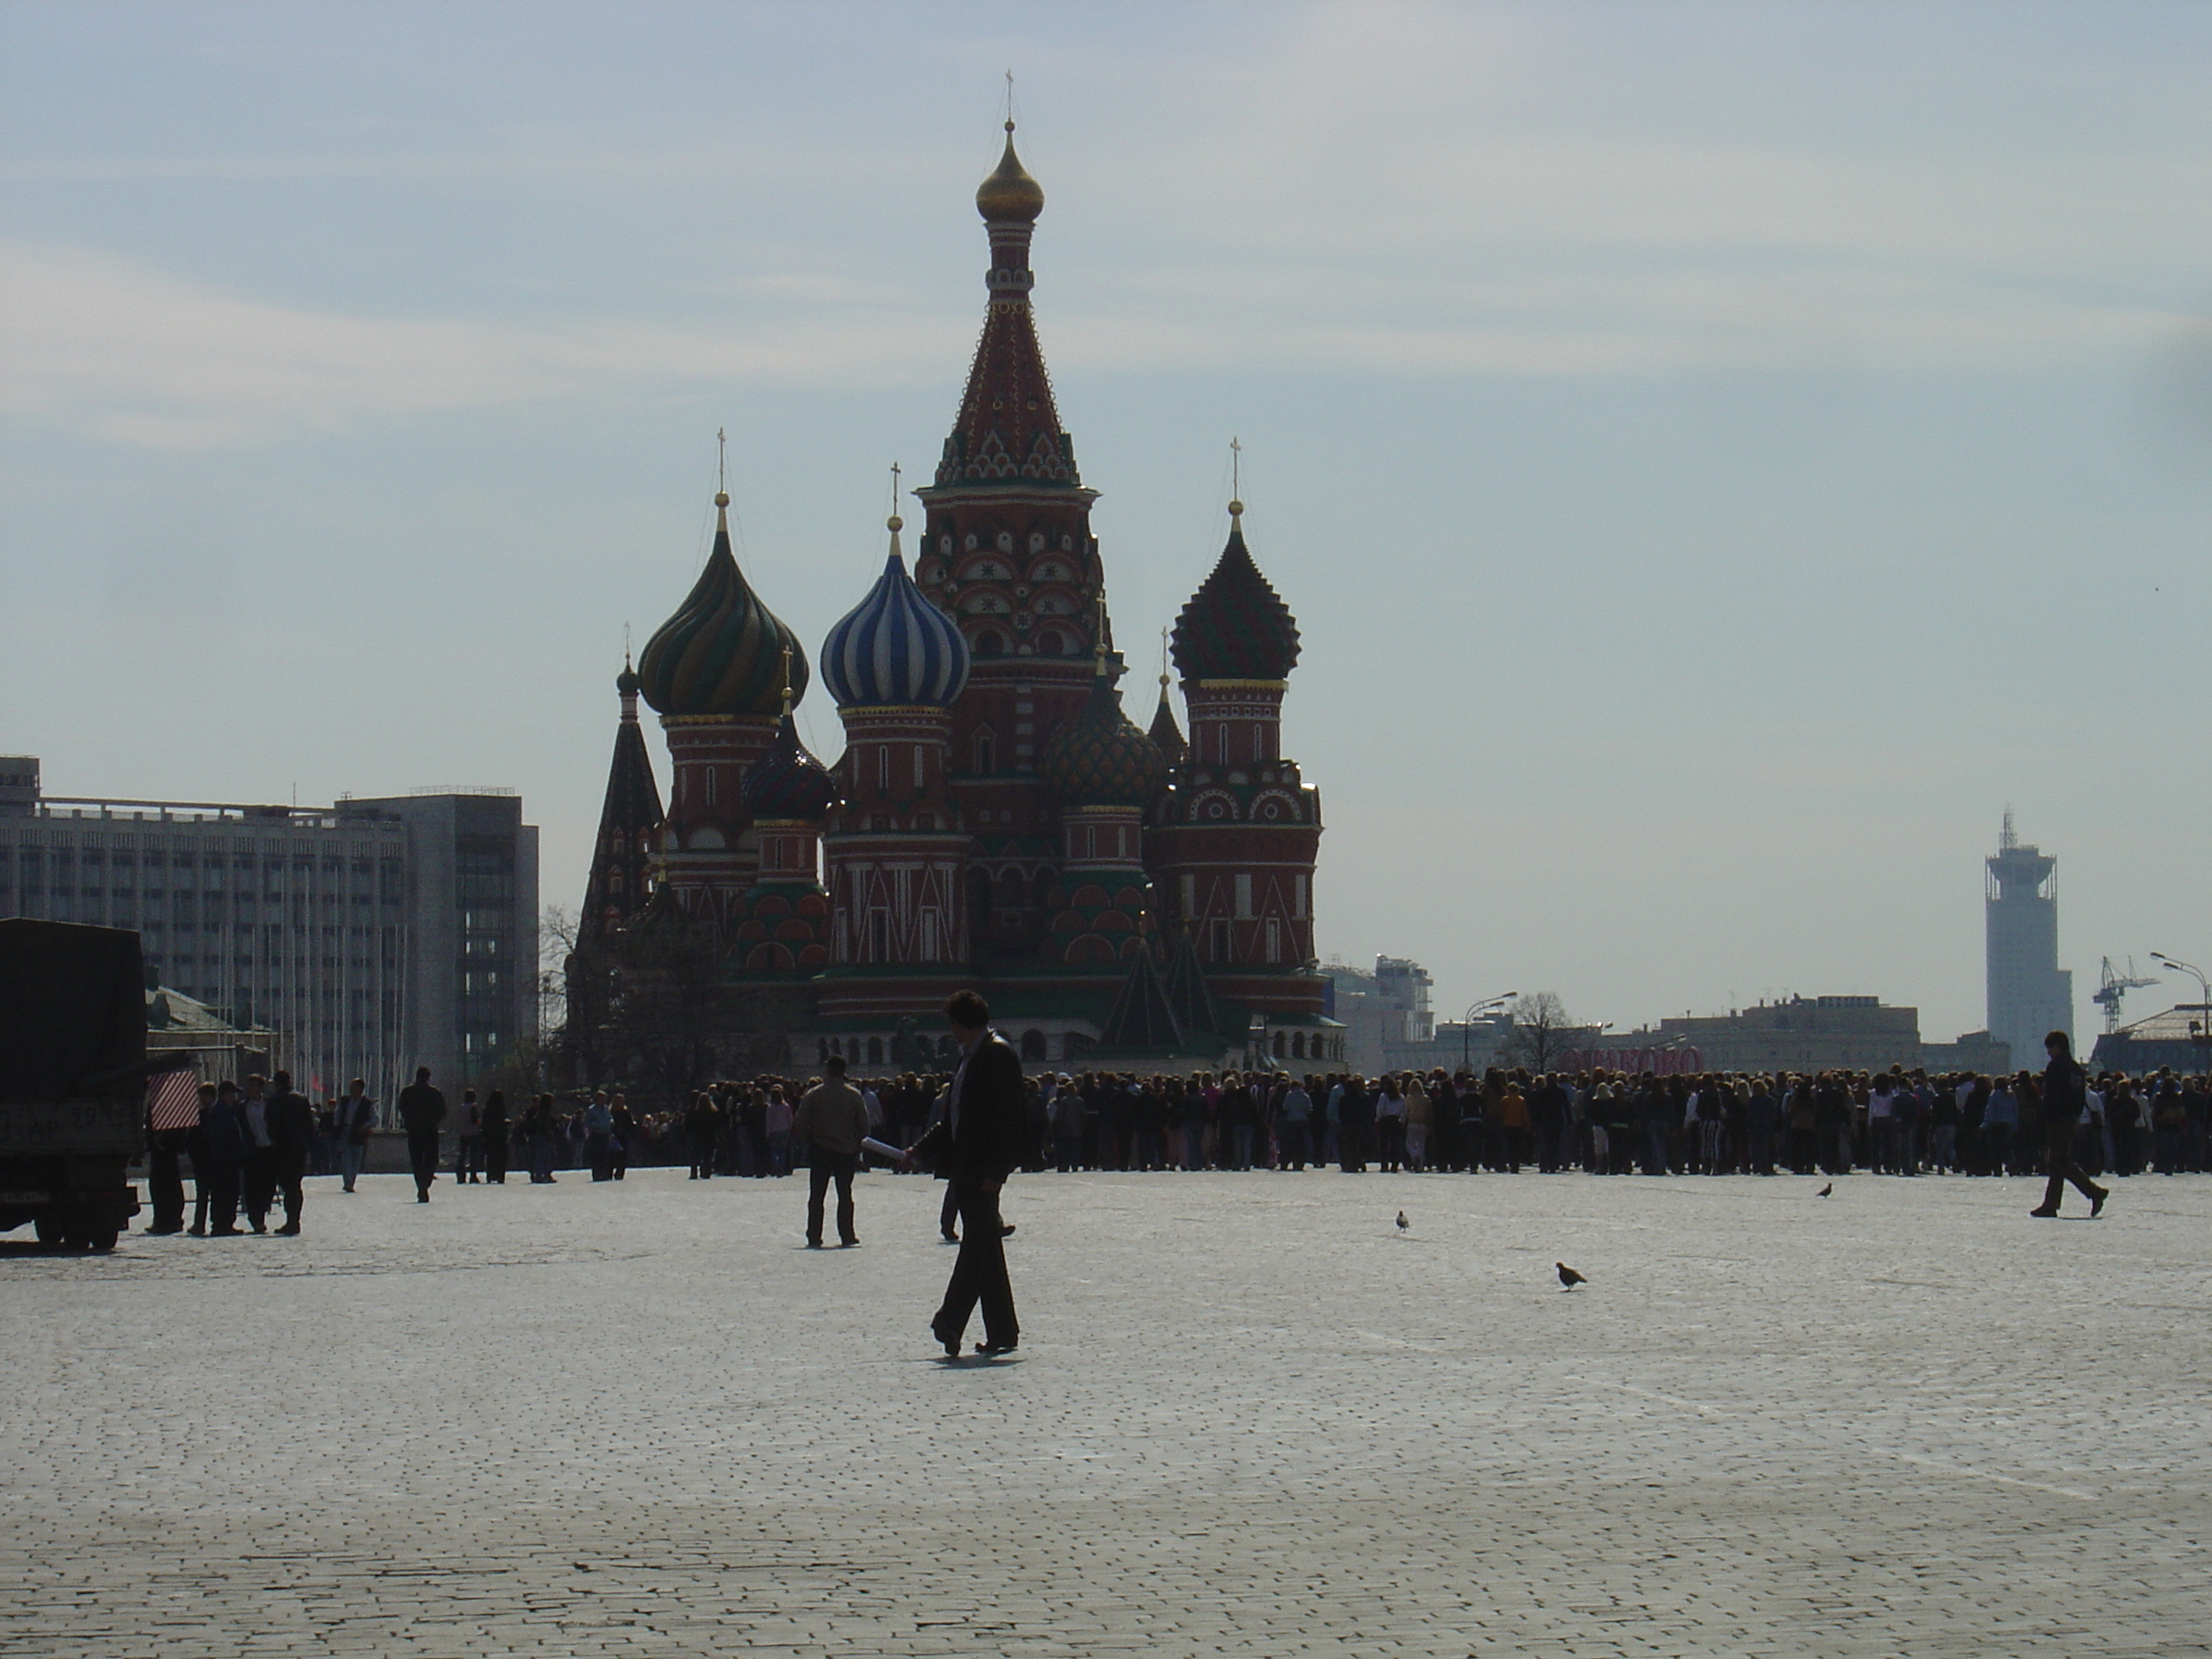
[
  {"xmin": 1498, "ymin": 992, "xmax": 1579, "ymax": 1074},
  {"xmin": 538, "ymin": 905, "xmax": 577, "ymax": 1038}
]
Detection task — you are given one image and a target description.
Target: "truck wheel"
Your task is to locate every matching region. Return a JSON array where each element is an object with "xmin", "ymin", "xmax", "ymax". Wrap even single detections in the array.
[
  {"xmin": 32, "ymin": 1214, "xmax": 64, "ymax": 1248},
  {"xmin": 86, "ymin": 1228, "xmax": 119, "ymax": 1254}
]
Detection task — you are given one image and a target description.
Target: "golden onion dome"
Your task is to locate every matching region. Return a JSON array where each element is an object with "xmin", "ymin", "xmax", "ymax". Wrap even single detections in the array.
[{"xmin": 975, "ymin": 121, "xmax": 1045, "ymax": 223}]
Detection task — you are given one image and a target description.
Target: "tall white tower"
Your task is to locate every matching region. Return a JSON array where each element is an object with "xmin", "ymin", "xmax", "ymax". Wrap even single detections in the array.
[{"xmin": 1986, "ymin": 811, "xmax": 2073, "ymax": 1063}]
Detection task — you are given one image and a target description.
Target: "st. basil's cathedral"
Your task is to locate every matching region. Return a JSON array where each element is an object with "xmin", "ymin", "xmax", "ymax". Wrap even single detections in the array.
[{"xmin": 570, "ymin": 125, "xmax": 1339, "ymax": 1075}]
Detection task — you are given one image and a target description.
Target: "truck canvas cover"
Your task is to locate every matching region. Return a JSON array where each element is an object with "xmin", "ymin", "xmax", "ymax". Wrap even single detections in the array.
[{"xmin": 0, "ymin": 919, "xmax": 148, "ymax": 1155}]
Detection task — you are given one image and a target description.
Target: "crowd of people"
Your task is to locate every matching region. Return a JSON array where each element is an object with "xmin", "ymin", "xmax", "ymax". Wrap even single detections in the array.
[
  {"xmin": 149, "ymin": 1042, "xmax": 2209, "ymax": 1242},
  {"xmin": 444, "ymin": 1052, "xmax": 2211, "ymax": 1187}
]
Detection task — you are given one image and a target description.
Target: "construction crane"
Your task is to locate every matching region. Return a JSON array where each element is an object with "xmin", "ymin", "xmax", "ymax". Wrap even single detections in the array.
[{"xmin": 2093, "ymin": 956, "xmax": 2160, "ymax": 1033}]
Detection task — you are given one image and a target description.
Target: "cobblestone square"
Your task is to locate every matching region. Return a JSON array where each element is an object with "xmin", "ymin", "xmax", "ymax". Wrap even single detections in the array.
[{"xmin": 3, "ymin": 1167, "xmax": 2207, "ymax": 1656}]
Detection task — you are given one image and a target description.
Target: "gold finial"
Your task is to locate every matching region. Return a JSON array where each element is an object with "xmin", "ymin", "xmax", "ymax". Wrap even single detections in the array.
[
  {"xmin": 1159, "ymin": 625, "xmax": 1170, "ymax": 691},
  {"xmin": 1093, "ymin": 592, "xmax": 1111, "ymax": 678},
  {"xmin": 778, "ymin": 643, "xmax": 795, "ymax": 719},
  {"xmin": 977, "ymin": 84, "xmax": 1044, "ymax": 223},
  {"xmin": 887, "ymin": 461, "xmax": 903, "ymax": 534},
  {"xmin": 715, "ymin": 427, "xmax": 729, "ymax": 509},
  {"xmin": 1228, "ymin": 436, "xmax": 1243, "ymax": 519}
]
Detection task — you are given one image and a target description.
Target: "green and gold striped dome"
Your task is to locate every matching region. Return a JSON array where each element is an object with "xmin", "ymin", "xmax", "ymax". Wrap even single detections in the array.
[{"xmin": 637, "ymin": 492, "xmax": 807, "ymax": 719}]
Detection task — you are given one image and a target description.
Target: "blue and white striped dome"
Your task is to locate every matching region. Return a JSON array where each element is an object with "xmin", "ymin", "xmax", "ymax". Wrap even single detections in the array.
[{"xmin": 819, "ymin": 518, "xmax": 970, "ymax": 709}]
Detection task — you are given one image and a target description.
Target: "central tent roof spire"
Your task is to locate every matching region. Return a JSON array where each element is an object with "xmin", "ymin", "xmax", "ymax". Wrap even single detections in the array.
[{"xmin": 931, "ymin": 111, "xmax": 1077, "ymax": 492}]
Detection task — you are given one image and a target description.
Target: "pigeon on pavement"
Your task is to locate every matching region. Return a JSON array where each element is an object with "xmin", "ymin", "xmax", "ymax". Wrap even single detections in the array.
[
  {"xmin": 1557, "ymin": 1262, "xmax": 1586, "ymax": 1289},
  {"xmin": 1817, "ymin": 1182, "xmax": 1833, "ymax": 1197},
  {"xmin": 1395, "ymin": 1210, "xmax": 1409, "ymax": 1231}
]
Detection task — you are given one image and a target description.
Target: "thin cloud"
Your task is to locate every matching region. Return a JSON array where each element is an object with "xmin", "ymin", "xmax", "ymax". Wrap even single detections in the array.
[{"xmin": 0, "ymin": 241, "xmax": 965, "ymax": 450}]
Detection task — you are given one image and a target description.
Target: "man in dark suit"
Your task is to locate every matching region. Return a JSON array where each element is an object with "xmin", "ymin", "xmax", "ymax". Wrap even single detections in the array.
[
  {"xmin": 905, "ymin": 990, "xmax": 1026, "ymax": 1356},
  {"xmin": 265, "ymin": 1068, "xmax": 317, "ymax": 1236},
  {"xmin": 197, "ymin": 1080, "xmax": 247, "ymax": 1237},
  {"xmin": 398, "ymin": 1067, "xmax": 447, "ymax": 1203}
]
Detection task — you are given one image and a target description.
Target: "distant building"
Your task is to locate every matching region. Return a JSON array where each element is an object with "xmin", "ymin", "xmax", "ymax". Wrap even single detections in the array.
[
  {"xmin": 0, "ymin": 757, "xmax": 538, "ymax": 1115},
  {"xmin": 1659, "ymin": 995, "xmax": 1918, "ymax": 1072},
  {"xmin": 1323, "ymin": 956, "xmax": 1482, "ymax": 1075},
  {"xmin": 1599, "ymin": 995, "xmax": 1999, "ymax": 1074},
  {"xmin": 1986, "ymin": 811, "xmax": 2073, "ymax": 1067},
  {"xmin": 1374, "ymin": 958, "xmax": 1434, "ymax": 1042},
  {"xmin": 1919, "ymin": 1029, "xmax": 2013, "ymax": 1075},
  {"xmin": 345, "ymin": 792, "xmax": 538, "ymax": 1102},
  {"xmin": 2091, "ymin": 1004, "xmax": 2212, "ymax": 1075}
]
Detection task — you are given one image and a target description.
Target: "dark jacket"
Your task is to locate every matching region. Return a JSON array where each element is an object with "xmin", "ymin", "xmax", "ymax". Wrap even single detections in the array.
[
  {"xmin": 265, "ymin": 1089, "xmax": 317, "ymax": 1152},
  {"xmin": 198, "ymin": 1097, "xmax": 246, "ymax": 1166},
  {"xmin": 2041, "ymin": 1056, "xmax": 2085, "ymax": 1126},
  {"xmin": 910, "ymin": 1033, "xmax": 1027, "ymax": 1185},
  {"xmin": 398, "ymin": 1082, "xmax": 447, "ymax": 1137}
]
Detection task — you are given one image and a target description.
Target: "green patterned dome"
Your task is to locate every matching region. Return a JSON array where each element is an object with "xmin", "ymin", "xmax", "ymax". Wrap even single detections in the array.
[
  {"xmin": 637, "ymin": 492, "xmax": 807, "ymax": 719},
  {"xmin": 1043, "ymin": 666, "xmax": 1167, "ymax": 807},
  {"xmin": 1170, "ymin": 504, "xmax": 1300, "ymax": 683}
]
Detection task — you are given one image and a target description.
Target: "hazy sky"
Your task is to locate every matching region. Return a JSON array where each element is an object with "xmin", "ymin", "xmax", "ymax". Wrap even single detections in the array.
[{"xmin": 4, "ymin": 1, "xmax": 2210, "ymax": 1042}]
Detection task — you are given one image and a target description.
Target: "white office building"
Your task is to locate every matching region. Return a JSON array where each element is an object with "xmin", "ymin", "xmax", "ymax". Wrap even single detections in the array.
[{"xmin": 0, "ymin": 757, "xmax": 537, "ymax": 1119}]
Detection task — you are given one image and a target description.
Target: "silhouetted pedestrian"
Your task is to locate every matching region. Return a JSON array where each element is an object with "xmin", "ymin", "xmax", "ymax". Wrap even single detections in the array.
[
  {"xmin": 907, "ymin": 991, "xmax": 1026, "ymax": 1356},
  {"xmin": 2031, "ymin": 1032, "xmax": 2108, "ymax": 1219},
  {"xmin": 398, "ymin": 1067, "xmax": 446, "ymax": 1202}
]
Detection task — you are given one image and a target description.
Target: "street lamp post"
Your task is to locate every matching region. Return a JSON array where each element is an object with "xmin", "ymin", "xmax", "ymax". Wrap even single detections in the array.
[
  {"xmin": 1460, "ymin": 991, "xmax": 1517, "ymax": 1073},
  {"xmin": 2151, "ymin": 953, "xmax": 2211, "ymax": 1077}
]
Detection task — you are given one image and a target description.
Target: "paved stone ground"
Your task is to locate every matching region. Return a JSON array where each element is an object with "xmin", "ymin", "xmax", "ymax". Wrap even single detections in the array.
[{"xmin": 3, "ymin": 1166, "xmax": 2207, "ymax": 1657}]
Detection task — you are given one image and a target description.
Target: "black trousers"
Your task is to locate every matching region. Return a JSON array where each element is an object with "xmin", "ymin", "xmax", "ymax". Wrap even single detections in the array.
[
  {"xmin": 273, "ymin": 1148, "xmax": 306, "ymax": 1230},
  {"xmin": 2041, "ymin": 1118, "xmax": 2103, "ymax": 1212},
  {"xmin": 201, "ymin": 1161, "xmax": 242, "ymax": 1232},
  {"xmin": 940, "ymin": 1180, "xmax": 960, "ymax": 1238},
  {"xmin": 483, "ymin": 1133, "xmax": 509, "ymax": 1184},
  {"xmin": 408, "ymin": 1132, "xmax": 440, "ymax": 1195},
  {"xmin": 241, "ymin": 1146, "xmax": 276, "ymax": 1226},
  {"xmin": 934, "ymin": 1180, "xmax": 1017, "ymax": 1349},
  {"xmin": 806, "ymin": 1151, "xmax": 859, "ymax": 1244},
  {"xmin": 147, "ymin": 1138, "xmax": 187, "ymax": 1231}
]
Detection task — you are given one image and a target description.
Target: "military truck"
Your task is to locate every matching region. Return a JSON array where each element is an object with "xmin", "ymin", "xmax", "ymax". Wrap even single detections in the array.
[{"xmin": 0, "ymin": 918, "xmax": 146, "ymax": 1251}]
